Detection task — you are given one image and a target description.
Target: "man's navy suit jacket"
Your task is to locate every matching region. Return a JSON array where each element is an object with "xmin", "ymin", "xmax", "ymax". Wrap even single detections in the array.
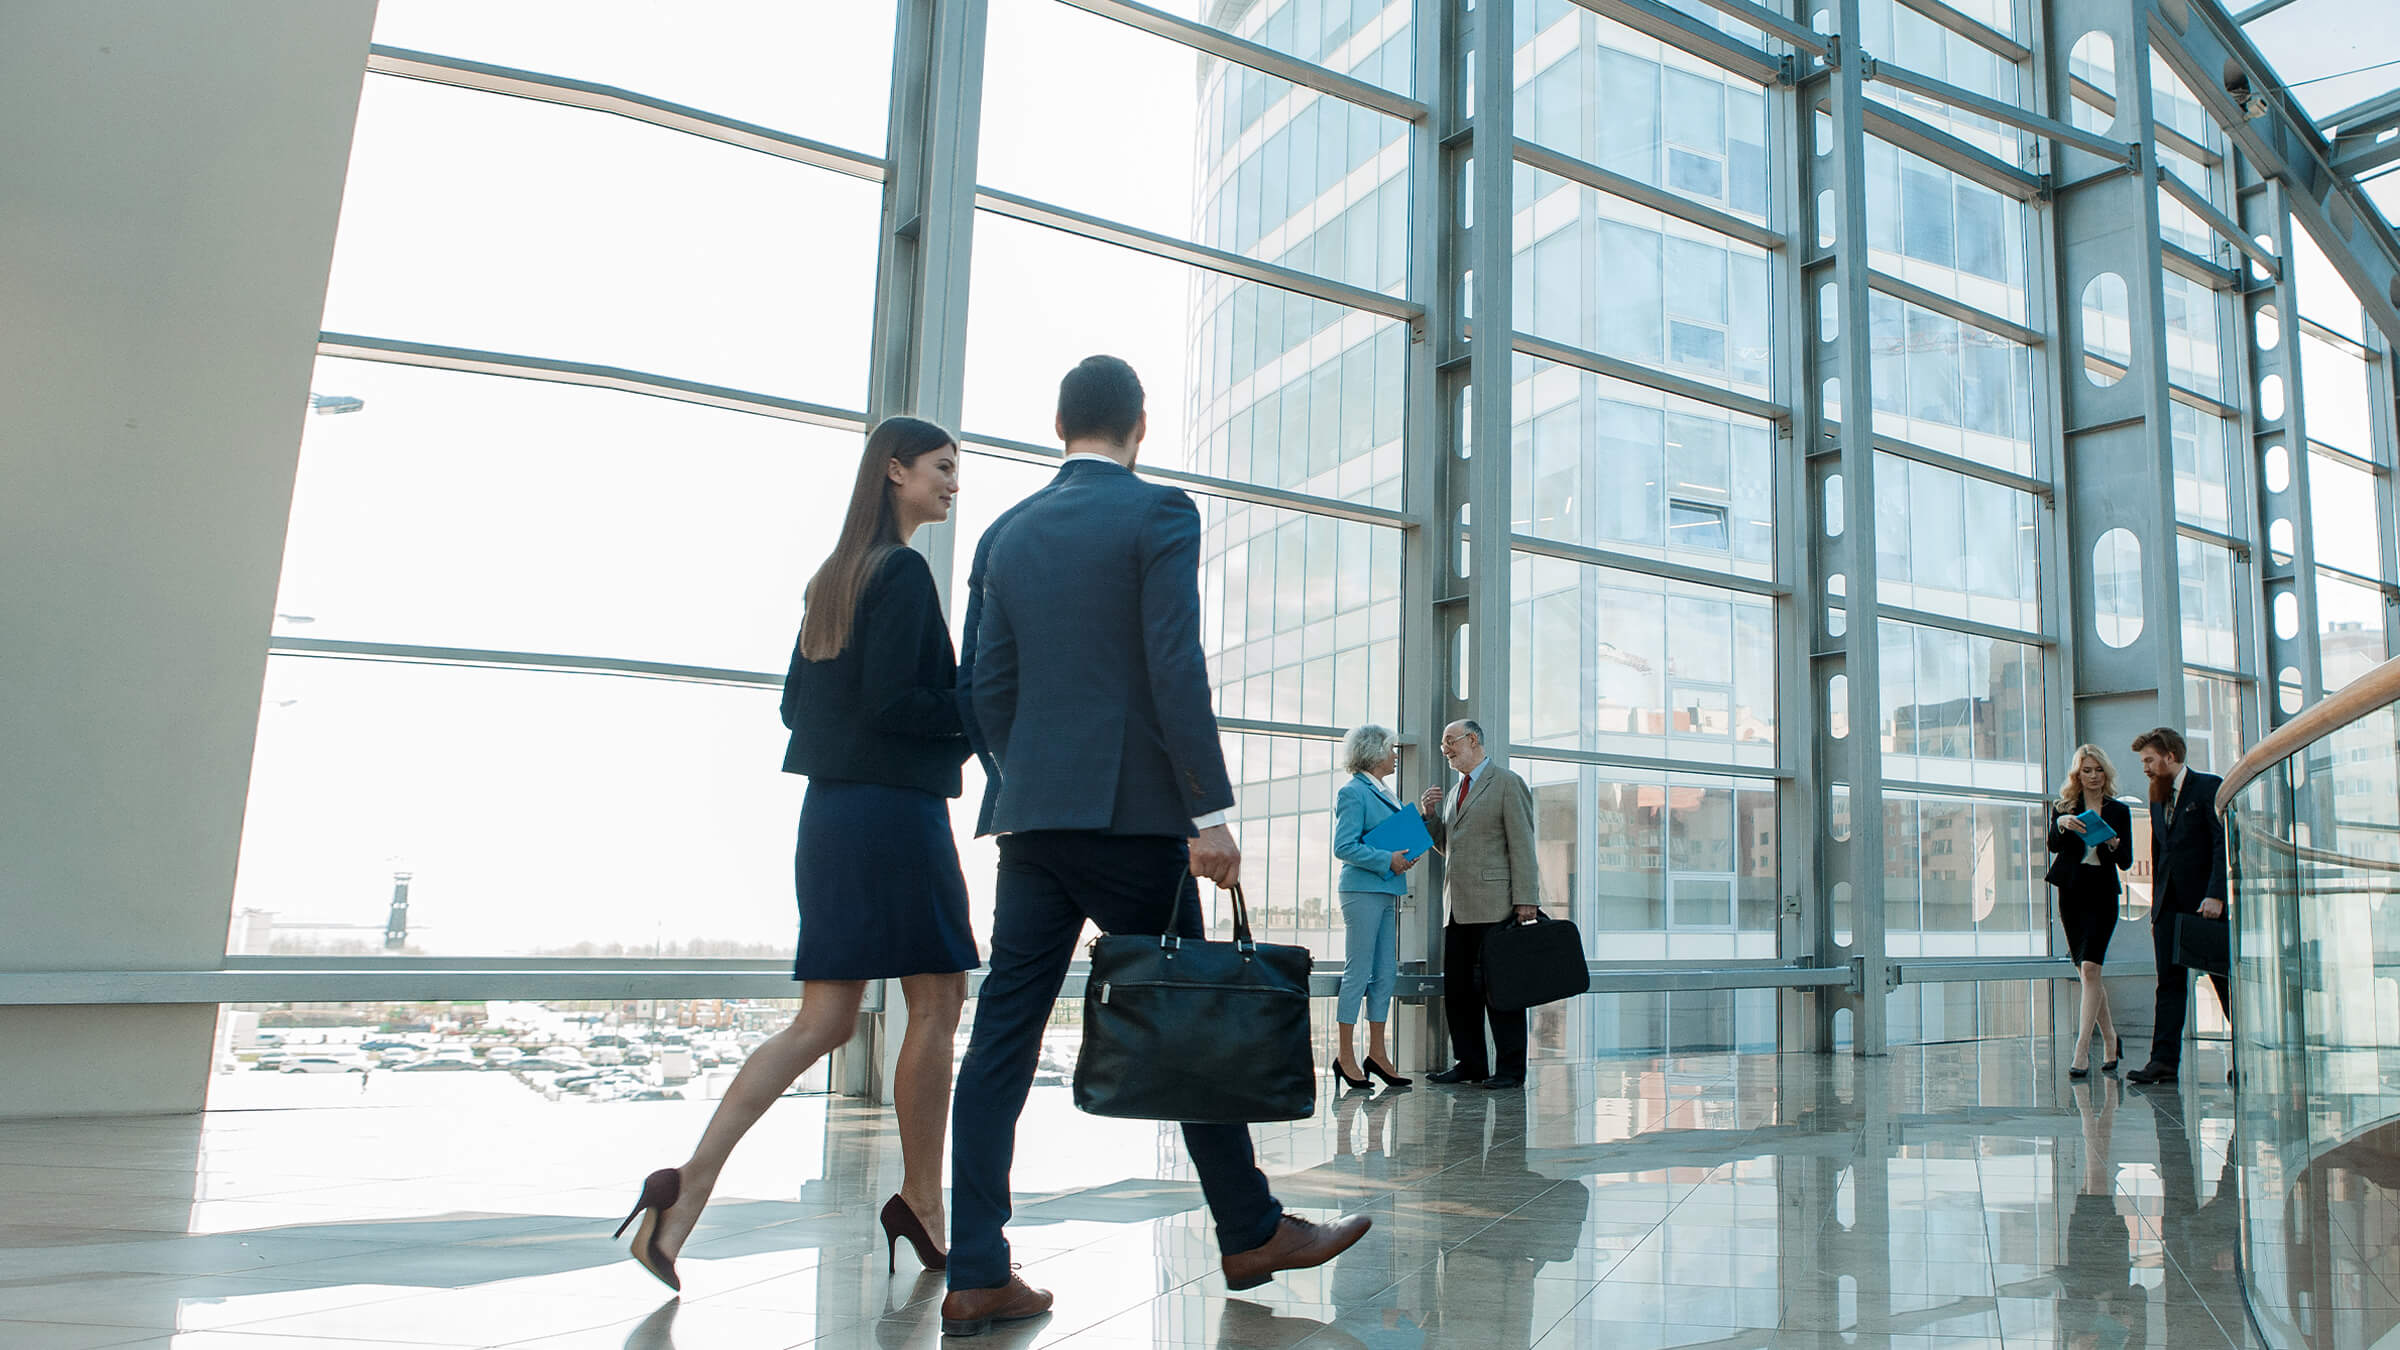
[{"xmin": 964, "ymin": 457, "xmax": 1234, "ymax": 838}]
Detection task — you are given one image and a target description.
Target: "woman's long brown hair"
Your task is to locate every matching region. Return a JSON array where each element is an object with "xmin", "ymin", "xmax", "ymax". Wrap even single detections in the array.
[{"xmin": 798, "ymin": 416, "xmax": 955, "ymax": 661}]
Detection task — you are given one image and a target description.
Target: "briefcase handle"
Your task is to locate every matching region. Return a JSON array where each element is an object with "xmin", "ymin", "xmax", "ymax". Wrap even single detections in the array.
[{"xmin": 1225, "ymin": 881, "xmax": 1256, "ymax": 952}]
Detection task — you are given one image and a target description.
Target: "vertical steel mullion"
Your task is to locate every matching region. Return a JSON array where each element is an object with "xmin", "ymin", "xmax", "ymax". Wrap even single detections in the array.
[
  {"xmin": 1797, "ymin": 0, "xmax": 1890, "ymax": 1054},
  {"xmin": 2239, "ymin": 175, "xmax": 2326, "ymax": 726},
  {"xmin": 2022, "ymin": 0, "xmax": 2074, "ymax": 970},
  {"xmin": 1769, "ymin": 3, "xmax": 1824, "ymax": 1052},
  {"xmin": 869, "ymin": 0, "xmax": 988, "ymax": 612},
  {"xmin": 843, "ymin": 0, "xmax": 989, "ymax": 1104},
  {"xmin": 1406, "ymin": 0, "xmax": 1467, "ymax": 1070},
  {"xmin": 1465, "ymin": 0, "xmax": 1517, "ymax": 754}
]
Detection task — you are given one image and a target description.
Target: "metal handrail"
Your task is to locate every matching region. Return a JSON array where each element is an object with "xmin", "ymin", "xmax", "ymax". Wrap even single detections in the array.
[{"xmin": 2219, "ymin": 652, "xmax": 2400, "ymax": 806}]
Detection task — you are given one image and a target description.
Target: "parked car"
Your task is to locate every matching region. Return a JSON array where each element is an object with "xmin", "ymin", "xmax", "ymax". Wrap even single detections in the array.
[
  {"xmin": 397, "ymin": 1057, "xmax": 479, "ymax": 1072},
  {"xmin": 626, "ymin": 1089, "xmax": 684, "ymax": 1102},
  {"xmin": 508, "ymin": 1057, "xmax": 578, "ymax": 1073},
  {"xmin": 251, "ymin": 1053, "xmax": 290, "ymax": 1071},
  {"xmin": 281, "ymin": 1056, "xmax": 366, "ymax": 1074},
  {"xmin": 484, "ymin": 1047, "xmax": 523, "ymax": 1064}
]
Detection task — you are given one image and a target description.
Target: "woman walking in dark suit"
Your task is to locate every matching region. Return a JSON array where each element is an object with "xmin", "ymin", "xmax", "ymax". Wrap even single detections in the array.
[
  {"xmin": 2048, "ymin": 743, "xmax": 2133, "ymax": 1078},
  {"xmin": 616, "ymin": 416, "xmax": 976, "ymax": 1289}
]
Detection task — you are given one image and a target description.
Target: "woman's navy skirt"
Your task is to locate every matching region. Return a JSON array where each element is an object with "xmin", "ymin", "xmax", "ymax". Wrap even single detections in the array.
[{"xmin": 792, "ymin": 779, "xmax": 980, "ymax": 981}]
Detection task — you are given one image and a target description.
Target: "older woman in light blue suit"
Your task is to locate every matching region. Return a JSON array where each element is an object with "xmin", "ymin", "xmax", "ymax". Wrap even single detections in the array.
[{"xmin": 1332, "ymin": 723, "xmax": 1418, "ymax": 1090}]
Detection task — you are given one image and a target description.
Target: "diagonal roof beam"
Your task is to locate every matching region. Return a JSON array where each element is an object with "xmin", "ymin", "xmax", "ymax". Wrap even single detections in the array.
[{"xmin": 2149, "ymin": 0, "xmax": 2400, "ymax": 344}]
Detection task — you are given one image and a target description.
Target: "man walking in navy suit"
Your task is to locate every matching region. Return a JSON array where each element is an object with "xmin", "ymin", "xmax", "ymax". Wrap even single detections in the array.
[
  {"xmin": 939, "ymin": 357, "xmax": 1369, "ymax": 1337},
  {"xmin": 2126, "ymin": 726, "xmax": 2232, "ymax": 1086}
]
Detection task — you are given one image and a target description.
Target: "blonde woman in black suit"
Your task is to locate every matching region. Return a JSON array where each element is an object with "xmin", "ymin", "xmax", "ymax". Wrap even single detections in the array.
[{"xmin": 2047, "ymin": 743, "xmax": 2133, "ymax": 1078}]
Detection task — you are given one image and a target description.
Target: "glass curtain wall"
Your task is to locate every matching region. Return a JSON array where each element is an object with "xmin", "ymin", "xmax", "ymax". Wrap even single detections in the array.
[{"xmin": 234, "ymin": 0, "xmax": 2400, "ymax": 1060}]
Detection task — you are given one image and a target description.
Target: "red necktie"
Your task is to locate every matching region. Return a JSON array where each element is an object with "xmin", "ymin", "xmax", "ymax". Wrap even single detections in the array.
[{"xmin": 1452, "ymin": 775, "xmax": 1470, "ymax": 819}]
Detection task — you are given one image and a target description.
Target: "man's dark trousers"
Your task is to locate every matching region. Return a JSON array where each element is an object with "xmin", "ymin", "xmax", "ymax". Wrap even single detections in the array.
[
  {"xmin": 2148, "ymin": 907, "xmax": 2232, "ymax": 1072},
  {"xmin": 947, "ymin": 831, "xmax": 1283, "ymax": 1291},
  {"xmin": 1443, "ymin": 919, "xmax": 1528, "ymax": 1079}
]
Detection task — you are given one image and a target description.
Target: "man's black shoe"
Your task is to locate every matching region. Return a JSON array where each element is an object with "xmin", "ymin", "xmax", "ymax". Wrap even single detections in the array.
[
  {"xmin": 1426, "ymin": 1066, "xmax": 1484, "ymax": 1085},
  {"xmin": 2126, "ymin": 1063, "xmax": 2178, "ymax": 1085},
  {"xmin": 1478, "ymin": 1075, "xmax": 1525, "ymax": 1090}
]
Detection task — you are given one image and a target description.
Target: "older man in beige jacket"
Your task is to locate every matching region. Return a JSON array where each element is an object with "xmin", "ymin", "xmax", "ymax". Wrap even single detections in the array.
[{"xmin": 1415, "ymin": 719, "xmax": 1541, "ymax": 1089}]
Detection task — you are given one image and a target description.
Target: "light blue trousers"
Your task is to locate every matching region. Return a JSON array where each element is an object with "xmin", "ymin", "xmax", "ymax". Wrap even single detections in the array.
[{"xmin": 1337, "ymin": 890, "xmax": 1400, "ymax": 1024}]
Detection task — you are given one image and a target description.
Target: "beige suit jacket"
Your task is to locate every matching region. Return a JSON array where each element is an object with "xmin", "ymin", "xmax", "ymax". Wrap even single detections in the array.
[{"xmin": 1423, "ymin": 761, "xmax": 1540, "ymax": 925}]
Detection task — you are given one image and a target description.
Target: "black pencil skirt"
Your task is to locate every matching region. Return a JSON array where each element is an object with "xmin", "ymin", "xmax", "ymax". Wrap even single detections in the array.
[
  {"xmin": 2054, "ymin": 868, "xmax": 2121, "ymax": 967},
  {"xmin": 791, "ymin": 779, "xmax": 980, "ymax": 981}
]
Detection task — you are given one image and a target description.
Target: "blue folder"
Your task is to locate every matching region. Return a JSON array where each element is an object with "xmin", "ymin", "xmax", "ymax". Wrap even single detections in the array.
[
  {"xmin": 1361, "ymin": 803, "xmax": 1434, "ymax": 861},
  {"xmin": 2074, "ymin": 809, "xmax": 2116, "ymax": 849}
]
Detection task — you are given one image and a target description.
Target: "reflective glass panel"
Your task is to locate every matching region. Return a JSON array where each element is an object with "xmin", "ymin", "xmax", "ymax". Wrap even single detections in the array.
[
  {"xmin": 1224, "ymin": 732, "xmax": 1354, "ymax": 959},
  {"xmin": 1140, "ymin": 0, "xmax": 1414, "ymax": 93},
  {"xmin": 965, "ymin": 213, "xmax": 1406, "ymax": 510},
  {"xmin": 981, "ymin": 0, "xmax": 1410, "ymax": 293},
  {"xmin": 2177, "ymin": 536, "xmax": 2240, "ymax": 671},
  {"xmin": 323, "ymin": 77, "xmax": 881, "ymax": 403},
  {"xmin": 1857, "ymin": 0, "xmax": 2031, "ymax": 164},
  {"xmin": 1510, "ymin": 552, "xmax": 1776, "ymax": 768},
  {"xmin": 1868, "ymin": 292, "xmax": 2036, "ymax": 475},
  {"xmin": 2301, "ymin": 333, "xmax": 2374, "ymax": 454},
  {"xmin": 1864, "ymin": 136, "xmax": 2031, "ymax": 323},
  {"xmin": 2318, "ymin": 570, "xmax": 2389, "ymax": 693},
  {"xmin": 2161, "ymin": 271, "xmax": 2227, "ymax": 401},
  {"xmin": 1513, "ymin": 167, "xmax": 1774, "ymax": 397},
  {"xmin": 2183, "ymin": 670, "xmax": 2244, "ymax": 774},
  {"xmin": 1202, "ymin": 502, "xmax": 1403, "ymax": 732},
  {"xmin": 1873, "ymin": 453, "xmax": 2039, "ymax": 633},
  {"xmin": 2309, "ymin": 451, "xmax": 2383, "ymax": 579},
  {"xmin": 371, "ymin": 0, "xmax": 901, "ymax": 152},
  {"xmin": 1514, "ymin": 13, "xmax": 1771, "ymax": 222},
  {"xmin": 273, "ymin": 359, "xmax": 854, "ymax": 674},
  {"xmin": 233, "ymin": 658, "xmax": 804, "ymax": 957},
  {"xmin": 1877, "ymin": 619, "xmax": 2043, "ymax": 792},
  {"xmin": 1510, "ymin": 355, "xmax": 1774, "ymax": 581},
  {"xmin": 1882, "ymin": 791, "xmax": 2046, "ymax": 958},
  {"xmin": 1517, "ymin": 757, "xmax": 1777, "ymax": 962},
  {"xmin": 2172, "ymin": 402, "xmax": 2236, "ymax": 532}
]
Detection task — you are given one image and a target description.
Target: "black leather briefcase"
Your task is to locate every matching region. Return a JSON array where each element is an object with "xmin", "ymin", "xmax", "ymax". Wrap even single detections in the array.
[
  {"xmin": 1481, "ymin": 912, "xmax": 1591, "ymax": 1012},
  {"xmin": 1074, "ymin": 883, "xmax": 1316, "ymax": 1124},
  {"xmin": 2172, "ymin": 912, "xmax": 2231, "ymax": 978}
]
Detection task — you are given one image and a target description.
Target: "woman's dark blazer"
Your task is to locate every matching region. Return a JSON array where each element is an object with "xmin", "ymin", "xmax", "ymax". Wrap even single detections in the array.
[
  {"xmin": 2044, "ymin": 796, "xmax": 2134, "ymax": 893},
  {"xmin": 780, "ymin": 547, "xmax": 970, "ymax": 797}
]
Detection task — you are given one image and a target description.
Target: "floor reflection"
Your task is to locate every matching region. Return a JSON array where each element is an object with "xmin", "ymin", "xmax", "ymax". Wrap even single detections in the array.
[{"xmin": 0, "ymin": 1041, "xmax": 2296, "ymax": 1349}]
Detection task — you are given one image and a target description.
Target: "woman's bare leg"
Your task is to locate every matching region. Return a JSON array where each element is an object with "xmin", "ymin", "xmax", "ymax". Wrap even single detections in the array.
[
  {"xmin": 892, "ymin": 972, "xmax": 967, "ymax": 1245},
  {"xmin": 653, "ymin": 980, "xmax": 867, "ymax": 1260},
  {"xmin": 1365, "ymin": 1020, "xmax": 1395, "ymax": 1075},
  {"xmin": 2073, "ymin": 962, "xmax": 2105, "ymax": 1071},
  {"xmin": 1337, "ymin": 1021, "xmax": 1361, "ymax": 1078}
]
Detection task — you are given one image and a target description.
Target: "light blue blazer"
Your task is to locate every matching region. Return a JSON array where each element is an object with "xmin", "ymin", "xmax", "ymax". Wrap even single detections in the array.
[{"xmin": 1333, "ymin": 772, "xmax": 1411, "ymax": 896}]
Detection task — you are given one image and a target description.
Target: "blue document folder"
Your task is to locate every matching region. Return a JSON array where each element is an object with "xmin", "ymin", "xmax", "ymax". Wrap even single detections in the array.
[
  {"xmin": 1361, "ymin": 803, "xmax": 1434, "ymax": 861},
  {"xmin": 2074, "ymin": 809, "xmax": 2116, "ymax": 848}
]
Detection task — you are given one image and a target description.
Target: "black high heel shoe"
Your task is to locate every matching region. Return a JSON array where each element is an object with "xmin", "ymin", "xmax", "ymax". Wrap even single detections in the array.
[
  {"xmin": 1363, "ymin": 1057, "xmax": 1412, "ymax": 1088},
  {"xmin": 1332, "ymin": 1061, "xmax": 1373, "ymax": 1091},
  {"xmin": 880, "ymin": 1194, "xmax": 946, "ymax": 1272},
  {"xmin": 614, "ymin": 1167, "xmax": 683, "ymax": 1292},
  {"xmin": 2103, "ymin": 1036, "xmax": 2123, "ymax": 1073}
]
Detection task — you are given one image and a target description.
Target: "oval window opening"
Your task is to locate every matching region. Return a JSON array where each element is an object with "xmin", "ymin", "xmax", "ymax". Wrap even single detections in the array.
[
  {"xmin": 2081, "ymin": 272, "xmax": 2131, "ymax": 387},
  {"xmin": 2069, "ymin": 32, "xmax": 2119, "ymax": 138},
  {"xmin": 2093, "ymin": 527, "xmax": 2144, "ymax": 648}
]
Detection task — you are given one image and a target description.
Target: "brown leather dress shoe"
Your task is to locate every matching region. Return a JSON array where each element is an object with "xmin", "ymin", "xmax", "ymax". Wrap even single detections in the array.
[
  {"xmin": 940, "ymin": 1275, "xmax": 1053, "ymax": 1338},
  {"xmin": 1221, "ymin": 1213, "xmax": 1372, "ymax": 1292}
]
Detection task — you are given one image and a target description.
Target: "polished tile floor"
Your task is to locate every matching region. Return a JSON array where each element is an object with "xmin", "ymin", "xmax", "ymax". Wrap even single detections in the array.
[{"xmin": 3, "ymin": 1039, "xmax": 2268, "ymax": 1349}]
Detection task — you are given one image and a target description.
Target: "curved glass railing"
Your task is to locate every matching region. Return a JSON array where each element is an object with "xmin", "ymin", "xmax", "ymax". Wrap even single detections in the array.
[{"xmin": 2222, "ymin": 653, "xmax": 2400, "ymax": 1349}]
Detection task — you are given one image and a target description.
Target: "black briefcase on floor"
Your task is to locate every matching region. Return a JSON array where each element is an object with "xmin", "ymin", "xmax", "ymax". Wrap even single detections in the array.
[
  {"xmin": 1481, "ymin": 912, "xmax": 1591, "ymax": 1012},
  {"xmin": 2173, "ymin": 912, "xmax": 2231, "ymax": 978},
  {"xmin": 1074, "ymin": 883, "xmax": 1316, "ymax": 1124}
]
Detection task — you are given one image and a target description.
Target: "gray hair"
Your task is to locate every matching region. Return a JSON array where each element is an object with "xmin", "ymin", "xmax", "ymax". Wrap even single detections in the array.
[
  {"xmin": 1341, "ymin": 723, "xmax": 1397, "ymax": 776},
  {"xmin": 1446, "ymin": 719, "xmax": 1485, "ymax": 746}
]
